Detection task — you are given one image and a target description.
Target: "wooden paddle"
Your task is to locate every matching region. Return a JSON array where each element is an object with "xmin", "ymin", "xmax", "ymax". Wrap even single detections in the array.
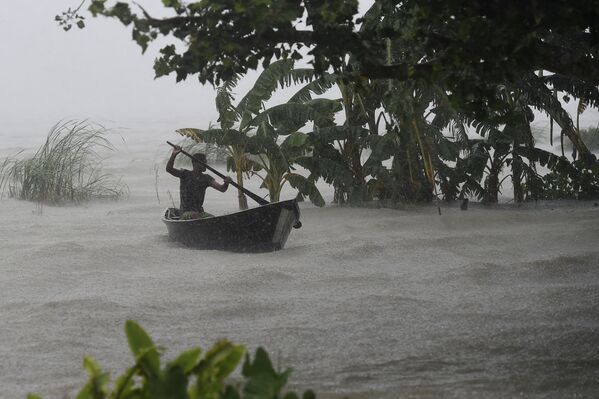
[{"xmin": 167, "ymin": 141, "xmax": 269, "ymax": 206}]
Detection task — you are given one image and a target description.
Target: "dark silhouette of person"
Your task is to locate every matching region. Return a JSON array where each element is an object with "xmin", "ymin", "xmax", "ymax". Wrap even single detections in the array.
[{"xmin": 166, "ymin": 144, "xmax": 232, "ymax": 220}]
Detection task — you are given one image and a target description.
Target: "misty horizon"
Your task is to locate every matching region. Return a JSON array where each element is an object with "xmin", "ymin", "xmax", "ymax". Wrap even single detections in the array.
[{"xmin": 2, "ymin": 1, "xmax": 598, "ymax": 144}]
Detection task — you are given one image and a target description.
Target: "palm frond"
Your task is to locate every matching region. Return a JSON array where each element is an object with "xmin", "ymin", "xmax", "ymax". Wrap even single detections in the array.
[
  {"xmin": 250, "ymin": 99, "xmax": 342, "ymax": 132},
  {"xmin": 288, "ymin": 73, "xmax": 337, "ymax": 103},
  {"xmin": 215, "ymin": 85, "xmax": 238, "ymax": 129},
  {"xmin": 544, "ymin": 74, "xmax": 599, "ymax": 109},
  {"xmin": 285, "ymin": 173, "xmax": 325, "ymax": 207},
  {"xmin": 311, "ymin": 125, "xmax": 369, "ymax": 142},
  {"xmin": 284, "ymin": 68, "xmax": 319, "ymax": 87},
  {"xmin": 237, "ymin": 59, "xmax": 296, "ymax": 129}
]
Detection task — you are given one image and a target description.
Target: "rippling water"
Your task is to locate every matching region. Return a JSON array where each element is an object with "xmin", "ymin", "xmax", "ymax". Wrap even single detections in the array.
[{"xmin": 1, "ymin": 128, "xmax": 598, "ymax": 398}]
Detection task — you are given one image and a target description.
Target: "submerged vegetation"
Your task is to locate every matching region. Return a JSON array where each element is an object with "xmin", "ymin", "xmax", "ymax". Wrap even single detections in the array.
[
  {"xmin": 173, "ymin": 58, "xmax": 599, "ymax": 208},
  {"xmin": 0, "ymin": 120, "xmax": 126, "ymax": 204},
  {"xmin": 28, "ymin": 320, "xmax": 314, "ymax": 399}
]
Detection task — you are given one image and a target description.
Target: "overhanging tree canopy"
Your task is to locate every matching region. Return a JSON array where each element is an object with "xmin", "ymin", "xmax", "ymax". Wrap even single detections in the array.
[
  {"xmin": 70, "ymin": 1, "xmax": 599, "ymax": 92},
  {"xmin": 60, "ymin": 0, "xmax": 599, "ymax": 157}
]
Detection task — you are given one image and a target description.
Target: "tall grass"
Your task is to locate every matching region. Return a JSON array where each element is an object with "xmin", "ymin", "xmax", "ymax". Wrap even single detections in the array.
[{"xmin": 0, "ymin": 120, "xmax": 127, "ymax": 204}]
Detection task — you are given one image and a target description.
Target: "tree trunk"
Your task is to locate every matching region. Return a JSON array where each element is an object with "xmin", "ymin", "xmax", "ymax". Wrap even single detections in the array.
[
  {"xmin": 558, "ymin": 124, "xmax": 590, "ymax": 159},
  {"xmin": 512, "ymin": 155, "xmax": 524, "ymax": 203},
  {"xmin": 236, "ymin": 168, "xmax": 248, "ymax": 210},
  {"xmin": 350, "ymin": 145, "xmax": 366, "ymax": 204},
  {"xmin": 484, "ymin": 160, "xmax": 501, "ymax": 204},
  {"xmin": 484, "ymin": 175, "xmax": 499, "ymax": 203}
]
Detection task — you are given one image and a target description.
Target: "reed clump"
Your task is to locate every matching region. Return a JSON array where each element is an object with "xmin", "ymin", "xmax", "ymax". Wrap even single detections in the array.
[{"xmin": 0, "ymin": 120, "xmax": 127, "ymax": 204}]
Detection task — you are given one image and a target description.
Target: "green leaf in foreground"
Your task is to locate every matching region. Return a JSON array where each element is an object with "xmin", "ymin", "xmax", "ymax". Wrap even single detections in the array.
[
  {"xmin": 242, "ymin": 347, "xmax": 292, "ymax": 399},
  {"xmin": 125, "ymin": 320, "xmax": 161, "ymax": 377},
  {"xmin": 168, "ymin": 347, "xmax": 202, "ymax": 375},
  {"xmin": 76, "ymin": 356, "xmax": 110, "ymax": 399},
  {"xmin": 193, "ymin": 340, "xmax": 246, "ymax": 399},
  {"xmin": 26, "ymin": 321, "xmax": 314, "ymax": 399}
]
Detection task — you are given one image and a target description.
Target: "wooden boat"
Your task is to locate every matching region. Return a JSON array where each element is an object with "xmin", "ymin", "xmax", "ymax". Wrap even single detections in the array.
[{"xmin": 162, "ymin": 199, "xmax": 302, "ymax": 252}]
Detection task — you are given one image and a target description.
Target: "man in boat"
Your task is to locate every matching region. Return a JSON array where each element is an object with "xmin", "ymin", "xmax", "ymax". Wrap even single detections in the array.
[{"xmin": 166, "ymin": 145, "xmax": 233, "ymax": 220}]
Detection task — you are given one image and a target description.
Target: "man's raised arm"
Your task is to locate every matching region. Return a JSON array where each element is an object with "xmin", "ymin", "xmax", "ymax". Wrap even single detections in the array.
[
  {"xmin": 166, "ymin": 145, "xmax": 183, "ymax": 177},
  {"xmin": 210, "ymin": 176, "xmax": 232, "ymax": 193}
]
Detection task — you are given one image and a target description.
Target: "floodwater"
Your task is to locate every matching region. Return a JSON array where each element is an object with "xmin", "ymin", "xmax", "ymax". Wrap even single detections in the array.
[{"xmin": 1, "ymin": 127, "xmax": 598, "ymax": 398}]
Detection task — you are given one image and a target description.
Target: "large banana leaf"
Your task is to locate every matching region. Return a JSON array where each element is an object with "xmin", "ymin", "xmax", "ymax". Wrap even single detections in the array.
[
  {"xmin": 544, "ymin": 74, "xmax": 599, "ymax": 109},
  {"xmin": 288, "ymin": 73, "xmax": 338, "ymax": 103},
  {"xmin": 249, "ymin": 99, "xmax": 341, "ymax": 133},
  {"xmin": 310, "ymin": 125, "xmax": 368, "ymax": 142},
  {"xmin": 237, "ymin": 59, "xmax": 296, "ymax": 129},
  {"xmin": 524, "ymin": 73, "xmax": 590, "ymax": 155},
  {"xmin": 513, "ymin": 146, "xmax": 571, "ymax": 171},
  {"xmin": 364, "ymin": 133, "xmax": 397, "ymax": 164},
  {"xmin": 281, "ymin": 132, "xmax": 309, "ymax": 149},
  {"xmin": 216, "ymin": 85, "xmax": 238, "ymax": 130},
  {"xmin": 284, "ymin": 173, "xmax": 325, "ymax": 207},
  {"xmin": 284, "ymin": 68, "xmax": 320, "ymax": 88},
  {"xmin": 296, "ymin": 152, "xmax": 355, "ymax": 187}
]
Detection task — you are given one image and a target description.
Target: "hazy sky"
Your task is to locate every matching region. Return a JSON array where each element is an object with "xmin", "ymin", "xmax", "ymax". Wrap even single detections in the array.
[
  {"xmin": 0, "ymin": 0, "xmax": 223, "ymax": 135},
  {"xmin": 1, "ymin": 0, "xmax": 596, "ymax": 140}
]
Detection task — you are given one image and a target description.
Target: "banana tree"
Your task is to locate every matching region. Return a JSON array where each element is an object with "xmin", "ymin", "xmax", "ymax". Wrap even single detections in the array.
[
  {"xmin": 243, "ymin": 92, "xmax": 343, "ymax": 206},
  {"xmin": 177, "ymin": 73, "xmax": 256, "ymax": 209},
  {"xmin": 246, "ymin": 131, "xmax": 324, "ymax": 206},
  {"xmin": 295, "ymin": 65, "xmax": 389, "ymax": 205},
  {"xmin": 178, "ymin": 60, "xmax": 301, "ymax": 209},
  {"xmin": 177, "ymin": 125, "xmax": 253, "ymax": 210},
  {"xmin": 179, "ymin": 59, "xmax": 338, "ymax": 208},
  {"xmin": 358, "ymin": 7, "xmax": 450, "ymax": 206},
  {"xmin": 526, "ymin": 72, "xmax": 594, "ymax": 160}
]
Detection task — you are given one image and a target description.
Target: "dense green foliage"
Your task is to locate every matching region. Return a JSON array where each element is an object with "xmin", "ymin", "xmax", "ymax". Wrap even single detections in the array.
[
  {"xmin": 62, "ymin": 2, "xmax": 599, "ymax": 133},
  {"xmin": 58, "ymin": 1, "xmax": 599, "ymax": 204},
  {"xmin": 177, "ymin": 59, "xmax": 331, "ymax": 207},
  {"xmin": 535, "ymin": 158, "xmax": 599, "ymax": 200},
  {"xmin": 28, "ymin": 321, "xmax": 314, "ymax": 399},
  {"xmin": 0, "ymin": 121, "xmax": 126, "ymax": 204}
]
